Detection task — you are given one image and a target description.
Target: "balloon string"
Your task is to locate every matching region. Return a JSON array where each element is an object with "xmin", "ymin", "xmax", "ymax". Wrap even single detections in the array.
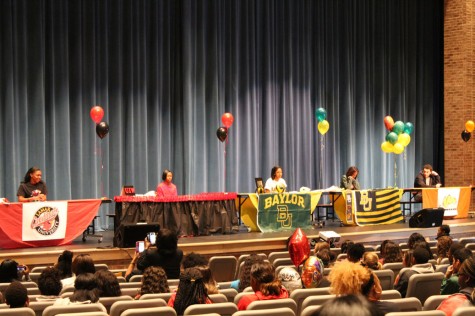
[
  {"xmin": 101, "ymin": 140, "xmax": 104, "ymax": 198},
  {"xmin": 224, "ymin": 138, "xmax": 227, "ymax": 192},
  {"xmin": 394, "ymin": 159, "xmax": 397, "ymax": 188},
  {"xmin": 320, "ymin": 134, "xmax": 324, "ymax": 189}
]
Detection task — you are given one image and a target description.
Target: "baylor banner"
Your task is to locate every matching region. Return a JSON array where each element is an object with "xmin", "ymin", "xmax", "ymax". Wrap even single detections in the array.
[
  {"xmin": 350, "ymin": 189, "xmax": 404, "ymax": 226},
  {"xmin": 257, "ymin": 193, "xmax": 312, "ymax": 232}
]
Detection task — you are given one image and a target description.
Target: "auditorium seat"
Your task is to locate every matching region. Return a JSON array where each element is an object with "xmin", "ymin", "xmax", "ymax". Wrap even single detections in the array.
[
  {"xmin": 422, "ymin": 295, "xmax": 449, "ymax": 310},
  {"xmin": 381, "ymin": 297, "xmax": 422, "ymax": 312},
  {"xmin": 290, "ymin": 287, "xmax": 331, "ymax": 316},
  {"xmin": 405, "ymin": 273, "xmax": 445, "ymax": 304},
  {"xmin": 247, "ymin": 298, "xmax": 297, "ymax": 315},
  {"xmin": 381, "ymin": 290, "xmax": 402, "ymax": 300},
  {"xmin": 26, "ymin": 287, "xmax": 40, "ymax": 295},
  {"xmin": 272, "ymin": 258, "xmax": 294, "ymax": 269},
  {"xmin": 28, "ymin": 300, "xmax": 56, "ymax": 316},
  {"xmin": 452, "ymin": 306, "xmax": 475, "ymax": 316},
  {"xmin": 439, "ymin": 258, "xmax": 450, "ymax": 265},
  {"xmin": 268, "ymin": 251, "xmax": 291, "ymax": 264},
  {"xmin": 209, "ymin": 256, "xmax": 237, "ymax": 282},
  {"xmin": 0, "ymin": 307, "xmax": 35, "ymax": 316},
  {"xmin": 128, "ymin": 275, "xmax": 143, "ymax": 282},
  {"xmin": 464, "ymin": 243, "xmax": 475, "ymax": 251},
  {"xmin": 94, "ymin": 263, "xmax": 109, "ymax": 271},
  {"xmin": 120, "ymin": 306, "xmax": 177, "ymax": 316},
  {"xmin": 373, "ymin": 269, "xmax": 395, "ymax": 290},
  {"xmin": 459, "ymin": 237, "xmax": 475, "ymax": 246},
  {"xmin": 382, "ymin": 262, "xmax": 404, "ymax": 277},
  {"xmin": 99, "ymin": 295, "xmax": 134, "ymax": 313},
  {"xmin": 119, "ymin": 281, "xmax": 142, "ymax": 289},
  {"xmin": 209, "ymin": 293, "xmax": 228, "ymax": 303},
  {"xmin": 109, "ymin": 298, "xmax": 167, "ymax": 316},
  {"xmin": 234, "ymin": 292, "xmax": 253, "ymax": 305},
  {"xmin": 183, "ymin": 302, "xmax": 238, "ymax": 316},
  {"xmin": 300, "ymin": 305, "xmax": 321, "ymax": 316},
  {"xmin": 218, "ymin": 281, "xmax": 233, "ymax": 289},
  {"xmin": 435, "ymin": 264, "xmax": 450, "ymax": 274},
  {"xmin": 336, "ymin": 253, "xmax": 347, "ymax": 261},
  {"xmin": 59, "ymin": 285, "xmax": 75, "ymax": 295},
  {"xmin": 42, "ymin": 303, "xmax": 107, "ymax": 316},
  {"xmin": 55, "ymin": 313, "xmax": 108, "ymax": 316},
  {"xmin": 233, "ymin": 307, "xmax": 295, "ymax": 316},
  {"xmin": 120, "ymin": 287, "xmax": 140, "ymax": 297},
  {"xmin": 386, "ymin": 311, "xmax": 445, "ymax": 316},
  {"xmin": 138, "ymin": 293, "xmax": 173, "ymax": 301},
  {"xmin": 301, "ymin": 294, "xmax": 335, "ymax": 311}
]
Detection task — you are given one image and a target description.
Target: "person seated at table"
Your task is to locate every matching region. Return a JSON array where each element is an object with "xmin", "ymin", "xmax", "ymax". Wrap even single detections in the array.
[
  {"xmin": 340, "ymin": 166, "xmax": 360, "ymax": 190},
  {"xmin": 5, "ymin": 281, "xmax": 29, "ymax": 308},
  {"xmin": 413, "ymin": 164, "xmax": 442, "ymax": 202},
  {"xmin": 17, "ymin": 166, "xmax": 48, "ymax": 202},
  {"xmin": 156, "ymin": 169, "xmax": 178, "ymax": 197},
  {"xmin": 264, "ymin": 165, "xmax": 287, "ymax": 193}
]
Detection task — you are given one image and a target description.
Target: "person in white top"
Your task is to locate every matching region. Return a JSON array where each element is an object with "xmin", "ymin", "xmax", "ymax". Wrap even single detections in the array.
[{"xmin": 264, "ymin": 166, "xmax": 287, "ymax": 193}]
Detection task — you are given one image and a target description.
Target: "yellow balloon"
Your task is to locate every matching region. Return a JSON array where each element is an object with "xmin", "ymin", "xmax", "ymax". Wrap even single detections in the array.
[
  {"xmin": 398, "ymin": 133, "xmax": 411, "ymax": 147},
  {"xmin": 465, "ymin": 120, "xmax": 475, "ymax": 133},
  {"xmin": 381, "ymin": 141, "xmax": 393, "ymax": 153},
  {"xmin": 318, "ymin": 120, "xmax": 330, "ymax": 135},
  {"xmin": 393, "ymin": 142, "xmax": 405, "ymax": 154}
]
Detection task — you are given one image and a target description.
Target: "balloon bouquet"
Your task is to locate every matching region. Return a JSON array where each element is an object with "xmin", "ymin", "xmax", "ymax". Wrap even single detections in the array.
[
  {"xmin": 462, "ymin": 120, "xmax": 474, "ymax": 142},
  {"xmin": 380, "ymin": 116, "xmax": 413, "ymax": 154},
  {"xmin": 315, "ymin": 108, "xmax": 329, "ymax": 135},
  {"xmin": 90, "ymin": 106, "xmax": 109, "ymax": 139},
  {"xmin": 288, "ymin": 228, "xmax": 324, "ymax": 288}
]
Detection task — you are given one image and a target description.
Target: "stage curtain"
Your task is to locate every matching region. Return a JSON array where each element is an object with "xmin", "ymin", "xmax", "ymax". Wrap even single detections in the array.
[{"xmin": 0, "ymin": 0, "xmax": 443, "ymax": 230}]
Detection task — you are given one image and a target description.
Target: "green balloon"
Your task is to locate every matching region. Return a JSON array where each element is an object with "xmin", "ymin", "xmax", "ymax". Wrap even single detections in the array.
[
  {"xmin": 404, "ymin": 122, "xmax": 414, "ymax": 135},
  {"xmin": 386, "ymin": 132, "xmax": 398, "ymax": 145},
  {"xmin": 315, "ymin": 108, "xmax": 327, "ymax": 122},
  {"xmin": 392, "ymin": 121, "xmax": 405, "ymax": 134}
]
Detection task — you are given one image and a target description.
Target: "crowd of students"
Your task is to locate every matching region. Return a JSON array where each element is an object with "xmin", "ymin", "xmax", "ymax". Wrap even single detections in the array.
[{"xmin": 0, "ymin": 224, "xmax": 474, "ymax": 316}]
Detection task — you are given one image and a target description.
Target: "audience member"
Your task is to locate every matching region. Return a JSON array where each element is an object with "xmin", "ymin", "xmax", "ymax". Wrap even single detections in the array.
[
  {"xmin": 196, "ymin": 265, "xmax": 219, "ymax": 294},
  {"xmin": 311, "ymin": 294, "xmax": 383, "ymax": 316},
  {"xmin": 55, "ymin": 273, "xmax": 99, "ymax": 305},
  {"xmin": 182, "ymin": 252, "xmax": 209, "ymax": 269},
  {"xmin": 378, "ymin": 240, "xmax": 390, "ymax": 263},
  {"xmin": 402, "ymin": 250, "xmax": 414, "ymax": 268},
  {"xmin": 437, "ymin": 256, "xmax": 475, "ymax": 316},
  {"xmin": 55, "ymin": 250, "xmax": 73, "ymax": 279},
  {"xmin": 5, "ymin": 281, "xmax": 29, "ymax": 308},
  {"xmin": 277, "ymin": 267, "xmax": 302, "ymax": 294},
  {"xmin": 135, "ymin": 266, "xmax": 169, "ymax": 300},
  {"xmin": 436, "ymin": 236, "xmax": 453, "ymax": 265},
  {"xmin": 441, "ymin": 248, "xmax": 473, "ymax": 295},
  {"xmin": 437, "ymin": 224, "xmax": 451, "ymax": 240},
  {"xmin": 381, "ymin": 241, "xmax": 402, "ymax": 264},
  {"xmin": 136, "ymin": 229, "xmax": 183, "ymax": 280},
  {"xmin": 448, "ymin": 242, "xmax": 465, "ymax": 265},
  {"xmin": 231, "ymin": 254, "xmax": 264, "ymax": 292},
  {"xmin": 407, "ymin": 233, "xmax": 426, "ymax": 250},
  {"xmin": 62, "ymin": 254, "xmax": 96, "ymax": 287},
  {"xmin": 237, "ymin": 261, "xmax": 289, "ymax": 310},
  {"xmin": 0, "ymin": 259, "xmax": 29, "ymax": 283},
  {"xmin": 395, "ymin": 247, "xmax": 434, "ymax": 297},
  {"xmin": 340, "ymin": 240, "xmax": 354, "ymax": 254},
  {"xmin": 347, "ymin": 243, "xmax": 365, "ymax": 263},
  {"xmin": 316, "ymin": 249, "xmax": 335, "ymax": 268},
  {"xmin": 95, "ymin": 270, "xmax": 122, "ymax": 297},
  {"xmin": 314, "ymin": 241, "xmax": 331, "ymax": 253},
  {"xmin": 168, "ymin": 267, "xmax": 212, "ymax": 315},
  {"xmin": 37, "ymin": 267, "xmax": 63, "ymax": 301},
  {"xmin": 327, "ymin": 261, "xmax": 398, "ymax": 314},
  {"xmin": 362, "ymin": 252, "xmax": 382, "ymax": 270}
]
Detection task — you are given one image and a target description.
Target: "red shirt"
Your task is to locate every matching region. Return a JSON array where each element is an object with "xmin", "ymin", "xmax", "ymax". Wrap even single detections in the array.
[
  {"xmin": 237, "ymin": 288, "xmax": 289, "ymax": 310},
  {"xmin": 156, "ymin": 182, "xmax": 178, "ymax": 197}
]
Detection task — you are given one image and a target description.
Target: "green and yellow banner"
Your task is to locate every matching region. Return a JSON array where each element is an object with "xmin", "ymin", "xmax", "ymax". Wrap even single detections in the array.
[{"xmin": 352, "ymin": 189, "xmax": 404, "ymax": 226}]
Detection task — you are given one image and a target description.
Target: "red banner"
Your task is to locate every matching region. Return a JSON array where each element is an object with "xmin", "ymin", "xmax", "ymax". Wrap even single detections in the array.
[{"xmin": 0, "ymin": 199, "xmax": 102, "ymax": 249}]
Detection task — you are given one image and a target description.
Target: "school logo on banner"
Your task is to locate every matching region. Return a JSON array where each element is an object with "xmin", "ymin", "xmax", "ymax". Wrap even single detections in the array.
[
  {"xmin": 437, "ymin": 188, "xmax": 460, "ymax": 217},
  {"xmin": 257, "ymin": 193, "xmax": 311, "ymax": 232},
  {"xmin": 22, "ymin": 201, "xmax": 67, "ymax": 241},
  {"xmin": 352, "ymin": 189, "xmax": 404, "ymax": 226}
]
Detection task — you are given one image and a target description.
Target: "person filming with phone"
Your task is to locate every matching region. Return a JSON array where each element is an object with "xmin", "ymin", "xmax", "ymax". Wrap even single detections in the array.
[
  {"xmin": 0, "ymin": 259, "xmax": 30, "ymax": 283},
  {"xmin": 125, "ymin": 229, "xmax": 183, "ymax": 281}
]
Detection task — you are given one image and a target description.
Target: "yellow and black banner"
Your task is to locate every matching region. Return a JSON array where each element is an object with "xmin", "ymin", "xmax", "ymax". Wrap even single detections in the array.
[{"xmin": 351, "ymin": 189, "xmax": 404, "ymax": 226}]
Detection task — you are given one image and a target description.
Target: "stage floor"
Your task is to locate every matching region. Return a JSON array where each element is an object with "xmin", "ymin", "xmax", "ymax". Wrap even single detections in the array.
[{"xmin": 2, "ymin": 217, "xmax": 475, "ymax": 269}]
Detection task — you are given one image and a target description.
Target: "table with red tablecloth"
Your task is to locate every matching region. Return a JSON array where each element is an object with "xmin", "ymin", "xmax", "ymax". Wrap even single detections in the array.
[
  {"xmin": 0, "ymin": 199, "xmax": 103, "ymax": 249},
  {"xmin": 113, "ymin": 193, "xmax": 239, "ymax": 246}
]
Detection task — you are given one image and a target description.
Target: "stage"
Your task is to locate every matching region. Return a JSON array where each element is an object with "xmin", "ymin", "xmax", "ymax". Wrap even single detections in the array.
[{"xmin": 1, "ymin": 216, "xmax": 474, "ymax": 270}]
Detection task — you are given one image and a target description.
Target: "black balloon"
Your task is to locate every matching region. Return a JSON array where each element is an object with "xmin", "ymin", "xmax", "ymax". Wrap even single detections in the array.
[
  {"xmin": 96, "ymin": 122, "xmax": 110, "ymax": 139},
  {"xmin": 462, "ymin": 130, "xmax": 471, "ymax": 142},
  {"xmin": 216, "ymin": 127, "xmax": 228, "ymax": 142}
]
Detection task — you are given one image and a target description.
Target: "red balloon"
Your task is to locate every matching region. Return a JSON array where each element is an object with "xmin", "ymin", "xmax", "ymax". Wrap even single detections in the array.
[
  {"xmin": 288, "ymin": 228, "xmax": 310, "ymax": 267},
  {"xmin": 90, "ymin": 106, "xmax": 104, "ymax": 124},
  {"xmin": 221, "ymin": 113, "xmax": 234, "ymax": 128},
  {"xmin": 384, "ymin": 115, "xmax": 394, "ymax": 131}
]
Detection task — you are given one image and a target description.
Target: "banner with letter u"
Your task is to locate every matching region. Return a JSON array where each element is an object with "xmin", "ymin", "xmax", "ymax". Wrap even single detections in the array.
[
  {"xmin": 22, "ymin": 201, "xmax": 68, "ymax": 241},
  {"xmin": 257, "ymin": 193, "xmax": 314, "ymax": 232},
  {"xmin": 351, "ymin": 189, "xmax": 404, "ymax": 226}
]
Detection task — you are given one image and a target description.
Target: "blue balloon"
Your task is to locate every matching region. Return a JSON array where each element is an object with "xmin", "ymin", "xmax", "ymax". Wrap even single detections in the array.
[{"xmin": 404, "ymin": 122, "xmax": 414, "ymax": 135}]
